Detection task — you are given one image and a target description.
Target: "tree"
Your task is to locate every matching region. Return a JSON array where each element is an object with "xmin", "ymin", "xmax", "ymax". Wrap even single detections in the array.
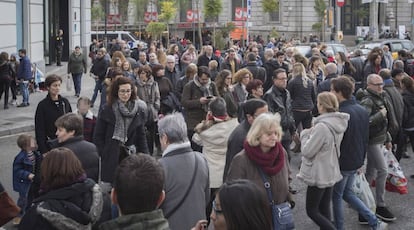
[
  {"xmin": 159, "ymin": 0, "xmax": 177, "ymax": 48},
  {"xmin": 132, "ymin": 0, "xmax": 150, "ymax": 23},
  {"xmin": 355, "ymin": 7, "xmax": 369, "ymax": 26},
  {"xmin": 146, "ymin": 21, "xmax": 166, "ymax": 42},
  {"xmin": 204, "ymin": 0, "xmax": 222, "ymax": 48},
  {"xmin": 118, "ymin": 0, "xmax": 130, "ymax": 30},
  {"xmin": 91, "ymin": 3, "xmax": 105, "ymax": 39},
  {"xmin": 312, "ymin": 0, "xmax": 326, "ymax": 40},
  {"xmin": 262, "ymin": 0, "xmax": 279, "ymax": 13}
]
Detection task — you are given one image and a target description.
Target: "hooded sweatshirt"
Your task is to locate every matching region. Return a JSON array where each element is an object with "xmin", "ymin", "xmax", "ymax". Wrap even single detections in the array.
[{"xmin": 298, "ymin": 112, "xmax": 350, "ymax": 188}]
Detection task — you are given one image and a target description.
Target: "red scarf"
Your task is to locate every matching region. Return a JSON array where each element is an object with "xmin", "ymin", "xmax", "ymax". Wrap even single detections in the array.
[{"xmin": 243, "ymin": 140, "xmax": 285, "ymax": 176}]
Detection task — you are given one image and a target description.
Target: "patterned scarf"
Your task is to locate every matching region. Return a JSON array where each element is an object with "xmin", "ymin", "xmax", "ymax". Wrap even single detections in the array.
[
  {"xmin": 112, "ymin": 100, "xmax": 139, "ymax": 143},
  {"xmin": 243, "ymin": 140, "xmax": 285, "ymax": 176}
]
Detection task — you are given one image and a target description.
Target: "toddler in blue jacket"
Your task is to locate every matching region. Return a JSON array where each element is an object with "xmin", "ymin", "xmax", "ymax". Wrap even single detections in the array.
[{"xmin": 12, "ymin": 134, "xmax": 39, "ymax": 224}]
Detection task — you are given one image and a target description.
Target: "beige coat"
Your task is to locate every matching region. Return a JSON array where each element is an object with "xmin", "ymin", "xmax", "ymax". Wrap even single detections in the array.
[{"xmin": 193, "ymin": 118, "xmax": 239, "ymax": 188}]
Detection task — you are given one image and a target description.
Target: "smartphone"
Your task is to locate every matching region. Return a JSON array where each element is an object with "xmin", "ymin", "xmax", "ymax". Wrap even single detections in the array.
[{"xmin": 206, "ymin": 96, "xmax": 213, "ymax": 99}]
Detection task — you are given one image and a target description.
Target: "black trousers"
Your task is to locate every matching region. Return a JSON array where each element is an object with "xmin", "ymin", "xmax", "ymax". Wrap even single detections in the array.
[{"xmin": 56, "ymin": 47, "xmax": 62, "ymax": 65}]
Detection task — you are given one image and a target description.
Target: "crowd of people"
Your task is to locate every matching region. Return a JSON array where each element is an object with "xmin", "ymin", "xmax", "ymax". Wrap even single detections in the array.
[{"xmin": 1, "ymin": 36, "xmax": 414, "ymax": 230}]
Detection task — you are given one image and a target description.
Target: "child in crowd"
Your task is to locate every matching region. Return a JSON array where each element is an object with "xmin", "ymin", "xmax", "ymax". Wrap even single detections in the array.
[
  {"xmin": 12, "ymin": 134, "xmax": 40, "ymax": 225},
  {"xmin": 76, "ymin": 97, "xmax": 96, "ymax": 142}
]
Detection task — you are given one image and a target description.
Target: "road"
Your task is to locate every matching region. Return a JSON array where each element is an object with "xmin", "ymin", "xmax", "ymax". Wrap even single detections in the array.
[{"xmin": 1, "ymin": 131, "xmax": 414, "ymax": 229}]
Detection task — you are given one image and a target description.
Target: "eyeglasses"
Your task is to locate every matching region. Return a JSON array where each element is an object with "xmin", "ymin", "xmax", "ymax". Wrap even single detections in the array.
[
  {"xmin": 212, "ymin": 200, "xmax": 223, "ymax": 215},
  {"xmin": 369, "ymin": 82, "xmax": 384, "ymax": 87},
  {"xmin": 276, "ymin": 77, "xmax": 288, "ymax": 81},
  {"xmin": 118, "ymin": 89, "xmax": 132, "ymax": 94}
]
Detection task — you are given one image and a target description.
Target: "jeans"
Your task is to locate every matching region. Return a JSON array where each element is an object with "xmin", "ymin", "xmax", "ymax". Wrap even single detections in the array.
[
  {"xmin": 71, "ymin": 73, "xmax": 82, "ymax": 95},
  {"xmin": 333, "ymin": 170, "xmax": 378, "ymax": 230},
  {"xmin": 306, "ymin": 186, "xmax": 336, "ymax": 230},
  {"xmin": 19, "ymin": 81, "xmax": 29, "ymax": 104},
  {"xmin": 366, "ymin": 144, "xmax": 387, "ymax": 207},
  {"xmin": 91, "ymin": 79, "xmax": 103, "ymax": 106},
  {"xmin": 17, "ymin": 190, "xmax": 29, "ymax": 216}
]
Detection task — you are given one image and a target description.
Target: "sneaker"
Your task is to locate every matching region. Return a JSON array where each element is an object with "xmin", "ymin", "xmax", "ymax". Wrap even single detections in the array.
[
  {"xmin": 359, "ymin": 214, "xmax": 369, "ymax": 225},
  {"xmin": 372, "ymin": 220, "xmax": 388, "ymax": 230},
  {"xmin": 376, "ymin": 206, "xmax": 396, "ymax": 222},
  {"xmin": 9, "ymin": 99, "xmax": 17, "ymax": 105},
  {"xmin": 17, "ymin": 103, "xmax": 29, "ymax": 107}
]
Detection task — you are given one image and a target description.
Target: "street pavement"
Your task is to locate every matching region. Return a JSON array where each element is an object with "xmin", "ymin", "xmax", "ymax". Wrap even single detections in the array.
[
  {"xmin": 1, "ymin": 64, "xmax": 414, "ymax": 229},
  {"xmin": 0, "ymin": 62, "xmax": 100, "ymax": 137}
]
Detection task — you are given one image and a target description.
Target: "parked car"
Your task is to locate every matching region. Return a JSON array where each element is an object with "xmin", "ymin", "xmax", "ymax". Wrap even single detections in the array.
[
  {"xmin": 354, "ymin": 39, "xmax": 414, "ymax": 59},
  {"xmin": 91, "ymin": 31, "xmax": 148, "ymax": 49},
  {"xmin": 293, "ymin": 43, "xmax": 349, "ymax": 57}
]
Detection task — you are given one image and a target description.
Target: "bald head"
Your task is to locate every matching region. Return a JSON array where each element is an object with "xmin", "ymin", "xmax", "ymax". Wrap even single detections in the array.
[{"xmin": 325, "ymin": 63, "xmax": 337, "ymax": 75}]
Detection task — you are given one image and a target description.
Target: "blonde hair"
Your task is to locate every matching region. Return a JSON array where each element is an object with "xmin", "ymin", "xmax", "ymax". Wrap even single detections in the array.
[
  {"xmin": 233, "ymin": 68, "xmax": 253, "ymax": 84},
  {"xmin": 246, "ymin": 113, "xmax": 283, "ymax": 147},
  {"xmin": 317, "ymin": 92, "xmax": 339, "ymax": 113},
  {"xmin": 292, "ymin": 63, "xmax": 308, "ymax": 88}
]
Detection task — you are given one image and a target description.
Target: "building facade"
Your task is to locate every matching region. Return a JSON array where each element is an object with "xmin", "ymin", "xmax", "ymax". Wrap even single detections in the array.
[{"xmin": 0, "ymin": 0, "xmax": 91, "ymax": 72}]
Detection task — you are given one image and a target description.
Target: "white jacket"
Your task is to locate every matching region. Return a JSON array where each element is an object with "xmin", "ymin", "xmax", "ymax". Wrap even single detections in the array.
[
  {"xmin": 297, "ymin": 112, "xmax": 349, "ymax": 188},
  {"xmin": 193, "ymin": 118, "xmax": 239, "ymax": 188}
]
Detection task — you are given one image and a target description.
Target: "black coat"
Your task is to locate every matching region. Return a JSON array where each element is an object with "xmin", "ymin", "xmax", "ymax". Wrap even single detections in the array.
[
  {"xmin": 263, "ymin": 86, "xmax": 295, "ymax": 135},
  {"xmin": 197, "ymin": 54, "xmax": 220, "ymax": 68},
  {"xmin": 19, "ymin": 179, "xmax": 111, "ymax": 230},
  {"xmin": 35, "ymin": 94, "xmax": 72, "ymax": 153},
  {"xmin": 244, "ymin": 62, "xmax": 266, "ymax": 84},
  {"xmin": 93, "ymin": 101, "xmax": 149, "ymax": 183},
  {"xmin": 402, "ymin": 90, "xmax": 414, "ymax": 129},
  {"xmin": 90, "ymin": 57, "xmax": 110, "ymax": 80},
  {"xmin": 58, "ymin": 136, "xmax": 100, "ymax": 182}
]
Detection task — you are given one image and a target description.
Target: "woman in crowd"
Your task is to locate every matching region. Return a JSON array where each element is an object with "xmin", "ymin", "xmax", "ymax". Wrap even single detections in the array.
[
  {"xmin": 121, "ymin": 60, "xmax": 134, "ymax": 82},
  {"xmin": 297, "ymin": 92, "xmax": 349, "ymax": 230},
  {"xmin": 111, "ymin": 51, "xmax": 126, "ymax": 67},
  {"xmin": 215, "ymin": 69, "xmax": 238, "ymax": 118},
  {"xmin": 307, "ymin": 55, "xmax": 325, "ymax": 88},
  {"xmin": 67, "ymin": 46, "xmax": 87, "ymax": 97},
  {"xmin": 363, "ymin": 52, "xmax": 383, "ymax": 86},
  {"xmin": 136, "ymin": 65, "xmax": 160, "ymax": 155},
  {"xmin": 176, "ymin": 63, "xmax": 197, "ymax": 99},
  {"xmin": 35, "ymin": 74, "xmax": 72, "ymax": 154},
  {"xmin": 93, "ymin": 76, "xmax": 148, "ymax": 184},
  {"xmin": 9, "ymin": 54, "xmax": 19, "ymax": 105},
  {"xmin": 246, "ymin": 79, "xmax": 264, "ymax": 100},
  {"xmin": 192, "ymin": 180, "xmax": 272, "ymax": 230},
  {"xmin": 401, "ymin": 75, "xmax": 414, "ymax": 158},
  {"xmin": 192, "ymin": 98, "xmax": 239, "ymax": 218},
  {"xmin": 181, "ymin": 44, "xmax": 197, "ymax": 72},
  {"xmin": 232, "ymin": 68, "xmax": 252, "ymax": 105},
  {"xmin": 288, "ymin": 63, "xmax": 316, "ymax": 129},
  {"xmin": 292, "ymin": 53, "xmax": 309, "ymax": 69},
  {"xmin": 152, "ymin": 64, "xmax": 175, "ymax": 115},
  {"xmin": 19, "ymin": 147, "xmax": 107, "ymax": 230},
  {"xmin": 167, "ymin": 44, "xmax": 181, "ymax": 71},
  {"xmin": 0, "ymin": 52, "xmax": 12, "ymax": 109},
  {"xmin": 226, "ymin": 112, "xmax": 294, "ymax": 229},
  {"xmin": 335, "ymin": 51, "xmax": 356, "ymax": 78}
]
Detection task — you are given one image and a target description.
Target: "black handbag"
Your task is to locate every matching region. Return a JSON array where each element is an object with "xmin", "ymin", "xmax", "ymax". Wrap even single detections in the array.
[{"xmin": 257, "ymin": 167, "xmax": 295, "ymax": 230}]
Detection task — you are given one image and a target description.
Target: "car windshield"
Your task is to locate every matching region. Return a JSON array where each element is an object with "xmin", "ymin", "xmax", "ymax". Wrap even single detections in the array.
[{"xmin": 294, "ymin": 46, "xmax": 311, "ymax": 56}]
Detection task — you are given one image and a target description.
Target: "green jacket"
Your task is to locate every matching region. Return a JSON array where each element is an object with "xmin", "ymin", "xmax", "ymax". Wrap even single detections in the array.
[
  {"xmin": 99, "ymin": 209, "xmax": 169, "ymax": 230},
  {"xmin": 356, "ymin": 88, "xmax": 391, "ymax": 144},
  {"xmin": 68, "ymin": 52, "xmax": 87, "ymax": 74}
]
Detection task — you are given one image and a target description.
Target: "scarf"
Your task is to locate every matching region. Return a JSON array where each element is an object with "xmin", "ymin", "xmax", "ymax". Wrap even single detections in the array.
[
  {"xmin": 243, "ymin": 140, "xmax": 285, "ymax": 176},
  {"xmin": 194, "ymin": 76, "xmax": 212, "ymax": 111},
  {"xmin": 112, "ymin": 99, "xmax": 140, "ymax": 143}
]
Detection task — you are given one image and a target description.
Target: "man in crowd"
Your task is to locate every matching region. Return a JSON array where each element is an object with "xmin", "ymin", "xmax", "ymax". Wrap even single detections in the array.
[
  {"xmin": 197, "ymin": 45, "xmax": 219, "ymax": 68},
  {"xmin": 100, "ymin": 154, "xmax": 169, "ymax": 229},
  {"xmin": 17, "ymin": 49, "xmax": 32, "ymax": 107}
]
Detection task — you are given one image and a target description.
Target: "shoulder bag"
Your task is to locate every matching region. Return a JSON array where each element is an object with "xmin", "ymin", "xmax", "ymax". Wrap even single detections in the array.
[{"xmin": 257, "ymin": 167, "xmax": 295, "ymax": 230}]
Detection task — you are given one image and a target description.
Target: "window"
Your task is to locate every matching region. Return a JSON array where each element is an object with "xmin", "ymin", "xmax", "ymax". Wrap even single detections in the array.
[{"xmin": 269, "ymin": 10, "xmax": 280, "ymax": 22}]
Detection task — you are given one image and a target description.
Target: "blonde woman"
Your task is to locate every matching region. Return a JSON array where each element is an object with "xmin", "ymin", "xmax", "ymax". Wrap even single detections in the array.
[
  {"xmin": 226, "ymin": 112, "xmax": 294, "ymax": 229},
  {"xmin": 297, "ymin": 92, "xmax": 349, "ymax": 230},
  {"xmin": 287, "ymin": 63, "xmax": 316, "ymax": 130}
]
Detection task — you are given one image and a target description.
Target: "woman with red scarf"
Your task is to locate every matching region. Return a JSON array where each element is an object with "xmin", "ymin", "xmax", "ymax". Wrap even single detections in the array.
[{"xmin": 226, "ymin": 112, "xmax": 293, "ymax": 229}]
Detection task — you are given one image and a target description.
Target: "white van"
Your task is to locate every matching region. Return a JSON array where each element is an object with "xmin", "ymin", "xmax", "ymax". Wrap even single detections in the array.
[{"xmin": 91, "ymin": 31, "xmax": 147, "ymax": 49}]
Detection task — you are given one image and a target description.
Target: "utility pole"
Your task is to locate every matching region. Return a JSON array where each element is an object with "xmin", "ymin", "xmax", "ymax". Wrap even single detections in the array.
[{"xmin": 369, "ymin": 0, "xmax": 379, "ymax": 40}]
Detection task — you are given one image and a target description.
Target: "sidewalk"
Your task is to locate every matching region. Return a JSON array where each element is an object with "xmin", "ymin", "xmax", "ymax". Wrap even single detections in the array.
[{"xmin": 0, "ymin": 62, "xmax": 98, "ymax": 137}]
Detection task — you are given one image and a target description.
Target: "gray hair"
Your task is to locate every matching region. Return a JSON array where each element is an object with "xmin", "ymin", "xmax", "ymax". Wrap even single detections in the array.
[
  {"xmin": 264, "ymin": 48, "xmax": 274, "ymax": 60},
  {"xmin": 166, "ymin": 55, "xmax": 175, "ymax": 62},
  {"xmin": 158, "ymin": 113, "xmax": 188, "ymax": 143},
  {"xmin": 393, "ymin": 60, "xmax": 404, "ymax": 70},
  {"xmin": 325, "ymin": 63, "xmax": 337, "ymax": 75}
]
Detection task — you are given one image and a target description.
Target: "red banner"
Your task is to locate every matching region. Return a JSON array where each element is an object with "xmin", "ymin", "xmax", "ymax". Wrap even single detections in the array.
[
  {"xmin": 235, "ymin": 7, "xmax": 247, "ymax": 21},
  {"xmin": 186, "ymin": 10, "xmax": 200, "ymax": 22},
  {"xmin": 144, "ymin": 12, "xmax": 158, "ymax": 23}
]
